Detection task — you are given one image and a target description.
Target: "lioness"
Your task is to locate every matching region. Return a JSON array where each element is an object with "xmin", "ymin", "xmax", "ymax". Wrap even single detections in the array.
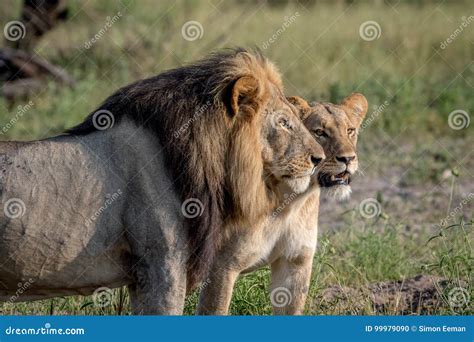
[
  {"xmin": 0, "ymin": 49, "xmax": 325, "ymax": 314},
  {"xmin": 197, "ymin": 93, "xmax": 367, "ymax": 315}
]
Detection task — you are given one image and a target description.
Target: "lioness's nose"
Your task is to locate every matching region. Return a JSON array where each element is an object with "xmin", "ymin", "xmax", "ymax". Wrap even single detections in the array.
[
  {"xmin": 311, "ymin": 155, "xmax": 323, "ymax": 166},
  {"xmin": 336, "ymin": 156, "xmax": 355, "ymax": 165}
]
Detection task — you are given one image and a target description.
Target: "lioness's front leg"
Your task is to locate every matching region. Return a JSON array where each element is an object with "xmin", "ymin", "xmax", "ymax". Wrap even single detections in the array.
[
  {"xmin": 270, "ymin": 248, "xmax": 314, "ymax": 315},
  {"xmin": 197, "ymin": 261, "xmax": 240, "ymax": 315}
]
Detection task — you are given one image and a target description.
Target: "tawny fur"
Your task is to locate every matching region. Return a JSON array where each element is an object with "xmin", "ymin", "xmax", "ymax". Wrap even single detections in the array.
[
  {"xmin": 0, "ymin": 49, "xmax": 323, "ymax": 312},
  {"xmin": 68, "ymin": 48, "xmax": 323, "ymax": 288},
  {"xmin": 198, "ymin": 93, "xmax": 368, "ymax": 315}
]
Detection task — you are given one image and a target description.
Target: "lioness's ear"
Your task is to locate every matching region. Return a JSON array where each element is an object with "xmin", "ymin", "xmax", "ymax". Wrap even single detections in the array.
[
  {"xmin": 228, "ymin": 76, "xmax": 262, "ymax": 118},
  {"xmin": 287, "ymin": 96, "xmax": 311, "ymax": 119},
  {"xmin": 341, "ymin": 93, "xmax": 368, "ymax": 127}
]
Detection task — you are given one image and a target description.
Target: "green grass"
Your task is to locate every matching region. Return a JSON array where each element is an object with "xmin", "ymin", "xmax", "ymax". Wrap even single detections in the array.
[{"xmin": 0, "ymin": 0, "xmax": 472, "ymax": 315}]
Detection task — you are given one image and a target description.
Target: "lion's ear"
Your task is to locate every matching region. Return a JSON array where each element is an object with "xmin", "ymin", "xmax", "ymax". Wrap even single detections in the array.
[
  {"xmin": 287, "ymin": 96, "xmax": 311, "ymax": 119},
  {"xmin": 341, "ymin": 93, "xmax": 368, "ymax": 127},
  {"xmin": 229, "ymin": 76, "xmax": 262, "ymax": 118}
]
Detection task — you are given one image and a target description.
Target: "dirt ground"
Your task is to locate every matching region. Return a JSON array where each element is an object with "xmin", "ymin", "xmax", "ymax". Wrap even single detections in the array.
[
  {"xmin": 313, "ymin": 275, "xmax": 468, "ymax": 315},
  {"xmin": 319, "ymin": 138, "xmax": 473, "ymax": 233}
]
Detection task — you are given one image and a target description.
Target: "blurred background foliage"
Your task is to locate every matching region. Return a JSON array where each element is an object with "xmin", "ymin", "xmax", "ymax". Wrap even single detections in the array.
[{"xmin": 0, "ymin": 0, "xmax": 472, "ymax": 141}]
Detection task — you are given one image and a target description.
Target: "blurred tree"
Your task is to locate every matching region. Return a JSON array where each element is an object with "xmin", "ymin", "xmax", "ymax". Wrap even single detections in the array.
[
  {"xmin": 1, "ymin": 0, "xmax": 74, "ymax": 107},
  {"xmin": 5, "ymin": 0, "xmax": 69, "ymax": 52}
]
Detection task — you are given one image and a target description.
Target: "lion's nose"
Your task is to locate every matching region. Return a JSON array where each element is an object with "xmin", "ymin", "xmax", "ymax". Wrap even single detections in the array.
[
  {"xmin": 336, "ymin": 156, "xmax": 355, "ymax": 165},
  {"xmin": 311, "ymin": 155, "xmax": 323, "ymax": 166}
]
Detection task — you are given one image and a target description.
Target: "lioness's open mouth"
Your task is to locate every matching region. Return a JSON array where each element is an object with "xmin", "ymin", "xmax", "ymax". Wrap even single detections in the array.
[{"xmin": 318, "ymin": 171, "xmax": 351, "ymax": 187}]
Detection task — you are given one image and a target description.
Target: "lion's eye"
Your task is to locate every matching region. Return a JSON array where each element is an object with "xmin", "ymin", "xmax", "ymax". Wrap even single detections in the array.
[
  {"xmin": 279, "ymin": 118, "xmax": 291, "ymax": 129},
  {"xmin": 347, "ymin": 128, "xmax": 356, "ymax": 136},
  {"xmin": 313, "ymin": 129, "xmax": 326, "ymax": 137}
]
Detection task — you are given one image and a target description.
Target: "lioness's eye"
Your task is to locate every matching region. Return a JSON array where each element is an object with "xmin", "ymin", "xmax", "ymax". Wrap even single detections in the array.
[
  {"xmin": 347, "ymin": 128, "xmax": 356, "ymax": 136},
  {"xmin": 313, "ymin": 129, "xmax": 326, "ymax": 137}
]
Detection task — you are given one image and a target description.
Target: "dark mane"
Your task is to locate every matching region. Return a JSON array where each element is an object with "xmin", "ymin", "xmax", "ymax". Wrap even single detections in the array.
[
  {"xmin": 67, "ymin": 48, "xmax": 261, "ymax": 136},
  {"xmin": 67, "ymin": 48, "xmax": 277, "ymax": 288}
]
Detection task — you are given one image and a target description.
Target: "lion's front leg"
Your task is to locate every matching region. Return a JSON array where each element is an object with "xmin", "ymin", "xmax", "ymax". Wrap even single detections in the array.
[
  {"xmin": 127, "ymin": 252, "xmax": 187, "ymax": 315},
  {"xmin": 270, "ymin": 248, "xmax": 314, "ymax": 315},
  {"xmin": 197, "ymin": 261, "xmax": 240, "ymax": 315},
  {"xmin": 125, "ymin": 212, "xmax": 188, "ymax": 315}
]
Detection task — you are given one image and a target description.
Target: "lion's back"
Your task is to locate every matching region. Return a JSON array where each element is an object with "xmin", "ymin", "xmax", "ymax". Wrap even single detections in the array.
[{"xmin": 0, "ymin": 139, "xmax": 122, "ymax": 283}]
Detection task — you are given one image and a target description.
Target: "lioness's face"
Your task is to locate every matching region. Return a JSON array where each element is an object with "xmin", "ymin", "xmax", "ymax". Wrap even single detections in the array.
[
  {"xmin": 261, "ymin": 88, "xmax": 325, "ymax": 194},
  {"xmin": 289, "ymin": 93, "xmax": 368, "ymax": 200}
]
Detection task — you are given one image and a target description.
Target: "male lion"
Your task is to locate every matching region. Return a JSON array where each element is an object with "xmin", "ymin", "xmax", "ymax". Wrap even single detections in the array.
[
  {"xmin": 197, "ymin": 93, "xmax": 367, "ymax": 315},
  {"xmin": 0, "ymin": 49, "xmax": 324, "ymax": 314}
]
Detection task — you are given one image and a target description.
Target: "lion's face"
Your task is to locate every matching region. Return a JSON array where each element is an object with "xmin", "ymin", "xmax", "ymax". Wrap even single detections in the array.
[
  {"xmin": 289, "ymin": 93, "xmax": 368, "ymax": 200},
  {"xmin": 260, "ymin": 87, "xmax": 325, "ymax": 194}
]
